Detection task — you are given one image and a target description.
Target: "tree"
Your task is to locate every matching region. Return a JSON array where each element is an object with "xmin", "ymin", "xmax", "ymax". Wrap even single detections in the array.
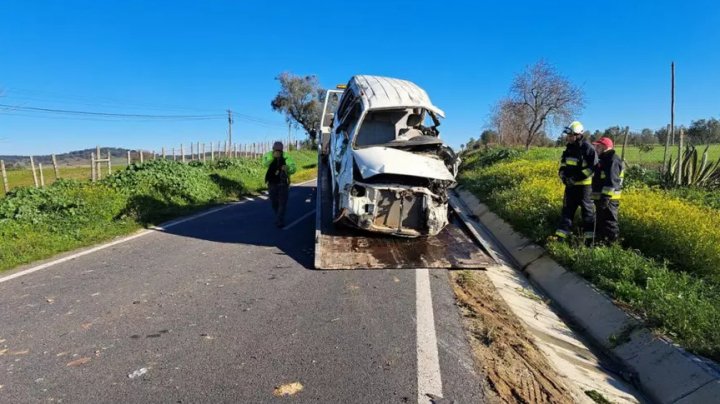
[
  {"xmin": 491, "ymin": 60, "xmax": 584, "ymax": 150},
  {"xmin": 271, "ymin": 72, "xmax": 326, "ymax": 145},
  {"xmin": 480, "ymin": 129, "xmax": 499, "ymax": 146},
  {"xmin": 687, "ymin": 118, "xmax": 720, "ymax": 145}
]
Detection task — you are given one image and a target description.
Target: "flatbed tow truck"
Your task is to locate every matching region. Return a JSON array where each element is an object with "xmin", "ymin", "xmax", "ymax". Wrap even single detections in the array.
[{"xmin": 313, "ymin": 77, "xmax": 497, "ymax": 270}]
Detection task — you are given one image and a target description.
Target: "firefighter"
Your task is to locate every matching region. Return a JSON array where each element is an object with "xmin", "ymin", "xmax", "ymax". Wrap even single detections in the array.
[
  {"xmin": 555, "ymin": 121, "xmax": 598, "ymax": 243},
  {"xmin": 591, "ymin": 136, "xmax": 624, "ymax": 243},
  {"xmin": 263, "ymin": 141, "xmax": 297, "ymax": 227}
]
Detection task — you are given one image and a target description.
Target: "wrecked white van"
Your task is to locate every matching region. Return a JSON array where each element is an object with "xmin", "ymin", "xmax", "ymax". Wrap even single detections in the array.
[{"xmin": 325, "ymin": 75, "xmax": 459, "ymax": 237}]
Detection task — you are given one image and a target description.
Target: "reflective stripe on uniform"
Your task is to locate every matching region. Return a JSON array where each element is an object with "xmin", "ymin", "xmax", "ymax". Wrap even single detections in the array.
[
  {"xmin": 600, "ymin": 172, "xmax": 606, "ymax": 179},
  {"xmin": 574, "ymin": 177, "xmax": 592, "ymax": 185},
  {"xmin": 582, "ymin": 168, "xmax": 593, "ymax": 176},
  {"xmin": 565, "ymin": 157, "xmax": 579, "ymax": 166}
]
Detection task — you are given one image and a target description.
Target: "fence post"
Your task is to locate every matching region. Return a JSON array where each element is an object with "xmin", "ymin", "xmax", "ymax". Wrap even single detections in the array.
[
  {"xmin": 211, "ymin": 142, "xmax": 214, "ymax": 161},
  {"xmin": 139, "ymin": 150, "xmax": 143, "ymax": 163},
  {"xmin": 172, "ymin": 147, "xmax": 176, "ymax": 161},
  {"xmin": 127, "ymin": 150, "xmax": 131, "ymax": 166},
  {"xmin": 39, "ymin": 163, "xmax": 45, "ymax": 187},
  {"xmin": 107, "ymin": 151, "xmax": 112, "ymax": 174},
  {"xmin": 91, "ymin": 153, "xmax": 96, "ymax": 182},
  {"xmin": 96, "ymin": 146, "xmax": 102, "ymax": 179},
  {"xmin": 29, "ymin": 156, "xmax": 39, "ymax": 187},
  {"xmin": 51, "ymin": 154, "xmax": 60, "ymax": 180},
  {"xmin": 0, "ymin": 160, "xmax": 8, "ymax": 194},
  {"xmin": 201, "ymin": 143, "xmax": 206, "ymax": 162},
  {"xmin": 181, "ymin": 144, "xmax": 186, "ymax": 163},
  {"xmin": 162, "ymin": 147, "xmax": 166, "ymax": 159}
]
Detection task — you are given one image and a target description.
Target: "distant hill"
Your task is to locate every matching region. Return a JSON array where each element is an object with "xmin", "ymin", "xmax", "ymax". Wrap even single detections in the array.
[{"xmin": 0, "ymin": 148, "xmax": 135, "ymax": 168}]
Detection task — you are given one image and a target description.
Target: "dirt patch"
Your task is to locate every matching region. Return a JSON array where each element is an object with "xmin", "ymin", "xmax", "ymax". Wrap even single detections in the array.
[{"xmin": 451, "ymin": 270, "xmax": 575, "ymax": 404}]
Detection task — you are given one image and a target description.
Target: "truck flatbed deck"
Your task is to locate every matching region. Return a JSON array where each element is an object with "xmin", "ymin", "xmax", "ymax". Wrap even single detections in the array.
[{"xmin": 314, "ymin": 159, "xmax": 495, "ymax": 270}]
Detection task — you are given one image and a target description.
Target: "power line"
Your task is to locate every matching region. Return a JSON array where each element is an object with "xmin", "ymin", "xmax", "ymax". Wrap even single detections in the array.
[{"xmin": 0, "ymin": 103, "xmax": 224, "ymax": 119}]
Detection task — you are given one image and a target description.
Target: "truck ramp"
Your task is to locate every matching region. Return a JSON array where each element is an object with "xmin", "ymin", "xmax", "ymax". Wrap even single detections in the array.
[{"xmin": 314, "ymin": 162, "xmax": 495, "ymax": 270}]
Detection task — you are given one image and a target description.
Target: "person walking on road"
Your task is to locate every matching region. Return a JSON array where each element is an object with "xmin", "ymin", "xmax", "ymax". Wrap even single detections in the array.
[
  {"xmin": 263, "ymin": 141, "xmax": 297, "ymax": 227},
  {"xmin": 555, "ymin": 121, "xmax": 598, "ymax": 244},
  {"xmin": 591, "ymin": 136, "xmax": 624, "ymax": 244}
]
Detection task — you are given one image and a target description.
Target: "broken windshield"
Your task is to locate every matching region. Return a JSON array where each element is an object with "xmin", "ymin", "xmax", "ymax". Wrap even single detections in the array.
[{"xmin": 353, "ymin": 108, "xmax": 440, "ymax": 148}]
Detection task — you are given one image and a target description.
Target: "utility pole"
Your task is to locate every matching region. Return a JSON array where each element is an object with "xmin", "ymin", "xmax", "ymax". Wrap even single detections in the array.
[
  {"xmin": 288, "ymin": 122, "xmax": 292, "ymax": 151},
  {"xmin": 670, "ymin": 62, "xmax": 675, "ymax": 148},
  {"xmin": 227, "ymin": 110, "xmax": 233, "ymax": 154}
]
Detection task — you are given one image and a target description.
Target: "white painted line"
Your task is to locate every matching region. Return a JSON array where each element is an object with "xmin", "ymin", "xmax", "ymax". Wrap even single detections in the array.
[
  {"xmin": 416, "ymin": 268, "xmax": 443, "ymax": 403},
  {"xmin": 0, "ymin": 202, "xmax": 243, "ymax": 285},
  {"xmin": 258, "ymin": 195, "xmax": 268, "ymax": 200},
  {"xmin": 243, "ymin": 197, "xmax": 254, "ymax": 201},
  {"xmin": 292, "ymin": 178, "xmax": 317, "ymax": 186},
  {"xmin": 282, "ymin": 209, "xmax": 316, "ymax": 230}
]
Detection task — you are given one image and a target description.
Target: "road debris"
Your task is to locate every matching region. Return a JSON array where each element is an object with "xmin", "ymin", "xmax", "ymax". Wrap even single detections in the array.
[
  {"xmin": 12, "ymin": 349, "xmax": 29, "ymax": 355},
  {"xmin": 128, "ymin": 367, "xmax": 148, "ymax": 379},
  {"xmin": 66, "ymin": 357, "xmax": 91, "ymax": 367},
  {"xmin": 273, "ymin": 382, "xmax": 303, "ymax": 397}
]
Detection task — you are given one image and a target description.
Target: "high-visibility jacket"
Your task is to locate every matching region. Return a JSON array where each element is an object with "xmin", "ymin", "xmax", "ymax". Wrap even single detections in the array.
[
  {"xmin": 592, "ymin": 149, "xmax": 624, "ymax": 200},
  {"xmin": 262, "ymin": 151, "xmax": 297, "ymax": 184},
  {"xmin": 558, "ymin": 136, "xmax": 598, "ymax": 186}
]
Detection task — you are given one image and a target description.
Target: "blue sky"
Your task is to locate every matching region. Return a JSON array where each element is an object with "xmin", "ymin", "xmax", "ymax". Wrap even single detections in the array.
[{"xmin": 1, "ymin": 0, "xmax": 719, "ymax": 155}]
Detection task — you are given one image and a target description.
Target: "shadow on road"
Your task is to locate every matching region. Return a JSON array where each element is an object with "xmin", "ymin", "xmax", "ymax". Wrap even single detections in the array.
[{"xmin": 154, "ymin": 184, "xmax": 318, "ymax": 269}]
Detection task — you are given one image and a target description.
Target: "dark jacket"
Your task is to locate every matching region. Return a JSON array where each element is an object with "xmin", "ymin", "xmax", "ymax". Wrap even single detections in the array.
[
  {"xmin": 558, "ymin": 136, "xmax": 598, "ymax": 186},
  {"xmin": 592, "ymin": 149, "xmax": 624, "ymax": 200}
]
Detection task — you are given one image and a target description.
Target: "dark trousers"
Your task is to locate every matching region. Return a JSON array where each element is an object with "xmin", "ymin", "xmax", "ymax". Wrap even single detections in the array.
[
  {"xmin": 268, "ymin": 183, "xmax": 289, "ymax": 225},
  {"xmin": 594, "ymin": 200, "xmax": 620, "ymax": 243},
  {"xmin": 556, "ymin": 185, "xmax": 595, "ymax": 239}
]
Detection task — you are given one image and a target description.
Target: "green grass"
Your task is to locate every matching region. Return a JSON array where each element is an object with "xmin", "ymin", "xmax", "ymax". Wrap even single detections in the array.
[
  {"xmin": 459, "ymin": 146, "xmax": 720, "ymax": 361},
  {"xmin": 1, "ymin": 165, "xmax": 117, "ymax": 196},
  {"xmin": 515, "ymin": 144, "xmax": 720, "ymax": 166},
  {"xmin": 0, "ymin": 151, "xmax": 318, "ymax": 272}
]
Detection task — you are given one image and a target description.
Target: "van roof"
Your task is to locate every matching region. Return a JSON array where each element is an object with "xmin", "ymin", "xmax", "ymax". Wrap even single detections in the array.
[{"xmin": 349, "ymin": 75, "xmax": 445, "ymax": 118}]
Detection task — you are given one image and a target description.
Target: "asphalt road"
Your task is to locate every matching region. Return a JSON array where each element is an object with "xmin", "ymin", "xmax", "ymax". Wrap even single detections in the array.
[{"xmin": 0, "ymin": 182, "xmax": 491, "ymax": 403}]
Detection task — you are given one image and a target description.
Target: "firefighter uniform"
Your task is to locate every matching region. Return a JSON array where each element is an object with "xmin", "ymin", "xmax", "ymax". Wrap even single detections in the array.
[
  {"xmin": 556, "ymin": 129, "xmax": 598, "ymax": 242},
  {"xmin": 592, "ymin": 147, "xmax": 624, "ymax": 243}
]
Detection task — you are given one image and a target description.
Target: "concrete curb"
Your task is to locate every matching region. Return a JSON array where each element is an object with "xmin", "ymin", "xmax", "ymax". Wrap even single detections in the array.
[{"xmin": 455, "ymin": 188, "xmax": 720, "ymax": 404}]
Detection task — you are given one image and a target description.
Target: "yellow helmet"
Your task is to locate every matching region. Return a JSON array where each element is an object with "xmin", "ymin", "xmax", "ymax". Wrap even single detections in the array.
[{"xmin": 565, "ymin": 121, "xmax": 584, "ymax": 135}]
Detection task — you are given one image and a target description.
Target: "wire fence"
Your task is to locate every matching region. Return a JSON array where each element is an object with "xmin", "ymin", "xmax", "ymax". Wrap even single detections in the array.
[{"xmin": 0, "ymin": 139, "xmax": 304, "ymax": 195}]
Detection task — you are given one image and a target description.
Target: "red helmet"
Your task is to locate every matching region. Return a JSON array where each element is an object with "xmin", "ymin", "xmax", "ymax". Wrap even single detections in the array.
[{"xmin": 593, "ymin": 137, "xmax": 614, "ymax": 149}]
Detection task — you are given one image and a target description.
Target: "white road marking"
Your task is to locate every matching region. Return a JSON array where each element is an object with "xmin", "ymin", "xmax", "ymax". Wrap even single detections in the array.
[
  {"xmin": 416, "ymin": 268, "xmax": 443, "ymax": 403},
  {"xmin": 0, "ymin": 202, "xmax": 243, "ymax": 285},
  {"xmin": 257, "ymin": 195, "xmax": 269, "ymax": 200},
  {"xmin": 293, "ymin": 178, "xmax": 317, "ymax": 186},
  {"xmin": 282, "ymin": 209, "xmax": 316, "ymax": 230}
]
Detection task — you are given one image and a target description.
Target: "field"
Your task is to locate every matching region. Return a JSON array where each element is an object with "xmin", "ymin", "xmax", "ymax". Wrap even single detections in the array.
[
  {"xmin": 459, "ymin": 146, "xmax": 720, "ymax": 361},
  {"xmin": 1, "ymin": 165, "xmax": 121, "ymax": 196},
  {"xmin": 524, "ymin": 144, "xmax": 720, "ymax": 166}
]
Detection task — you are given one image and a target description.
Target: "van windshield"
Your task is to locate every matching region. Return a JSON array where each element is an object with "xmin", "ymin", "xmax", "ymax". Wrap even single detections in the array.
[{"xmin": 354, "ymin": 108, "xmax": 438, "ymax": 148}]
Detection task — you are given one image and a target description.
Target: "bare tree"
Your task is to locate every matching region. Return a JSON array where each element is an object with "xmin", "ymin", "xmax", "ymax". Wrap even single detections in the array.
[
  {"xmin": 492, "ymin": 61, "xmax": 584, "ymax": 150},
  {"xmin": 271, "ymin": 72, "xmax": 326, "ymax": 145}
]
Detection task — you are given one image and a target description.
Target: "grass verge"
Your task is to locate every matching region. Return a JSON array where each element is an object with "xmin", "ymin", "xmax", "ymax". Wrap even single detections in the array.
[{"xmin": 459, "ymin": 147, "xmax": 720, "ymax": 361}]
